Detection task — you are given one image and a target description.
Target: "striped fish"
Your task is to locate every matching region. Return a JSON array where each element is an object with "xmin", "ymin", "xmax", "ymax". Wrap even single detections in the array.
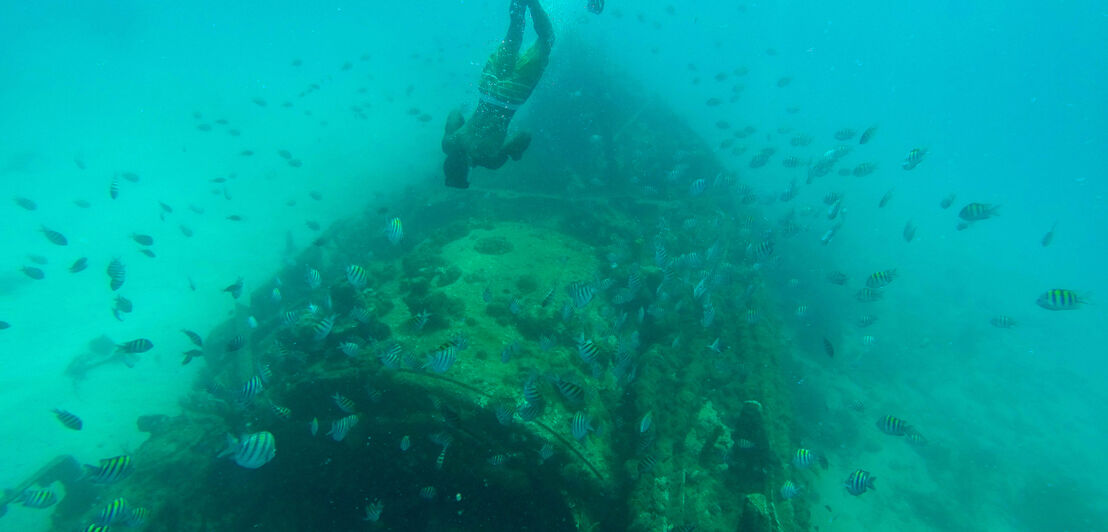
[
  {"xmin": 571, "ymin": 411, "xmax": 594, "ymax": 441},
  {"xmin": 108, "ymin": 175, "xmax": 120, "ymax": 199},
  {"xmin": 859, "ymin": 125, "xmax": 877, "ymax": 144},
  {"xmin": 701, "ymin": 302, "xmax": 716, "ymax": 327},
  {"xmin": 257, "ymin": 363, "xmax": 273, "ymax": 384},
  {"xmin": 419, "ymin": 486, "xmax": 436, "ymax": 500},
  {"xmin": 349, "ymin": 306, "xmax": 371, "ymax": 323},
  {"xmin": 689, "ymin": 178, "xmax": 707, "ymax": 196},
  {"xmin": 576, "ymin": 335, "xmax": 600, "ymax": 365},
  {"xmin": 537, "ymin": 443, "xmax": 554, "ymax": 464},
  {"xmin": 84, "ymin": 455, "xmax": 133, "ymax": 484},
  {"xmin": 792, "ymin": 448, "xmax": 821, "ymax": 468},
  {"xmin": 311, "ymin": 314, "xmax": 336, "ymax": 341},
  {"xmin": 990, "ymin": 315, "xmax": 1016, "ymax": 328},
  {"xmin": 270, "ymin": 403, "xmax": 291, "ymax": 419},
  {"xmin": 875, "ymin": 415, "xmax": 911, "ymax": 436},
  {"xmin": 40, "ymin": 226, "xmax": 68, "ymax": 246},
  {"xmin": 363, "ymin": 499, "xmax": 384, "ymax": 522},
  {"xmin": 958, "ymin": 202, "xmax": 999, "ymax": 222},
  {"xmin": 338, "ymin": 341, "xmax": 359, "ymax": 357},
  {"xmin": 332, "ymin": 393, "xmax": 356, "ymax": 413},
  {"xmin": 855, "ymin": 287, "xmax": 883, "ymax": 302},
  {"xmin": 435, "ymin": 447, "xmax": 447, "ymax": 469},
  {"xmin": 749, "ymin": 240, "xmax": 774, "ymax": 262},
  {"xmin": 637, "ymin": 454, "xmax": 657, "ymax": 476},
  {"xmin": 901, "ymin": 147, "xmax": 927, "ymax": 170},
  {"xmin": 1036, "ymin": 289, "xmax": 1085, "ymax": 311},
  {"xmin": 554, "ymin": 376, "xmax": 585, "ymax": 403},
  {"xmin": 844, "ymin": 469, "xmax": 876, "ymax": 495},
  {"xmin": 400, "ymin": 435, "xmax": 411, "ymax": 451},
  {"xmin": 905, "ymin": 430, "xmax": 928, "ymax": 446},
  {"xmin": 84, "ymin": 524, "xmax": 111, "ymax": 532},
  {"xmin": 495, "ymin": 404, "xmax": 515, "ymax": 425},
  {"xmin": 116, "ymin": 338, "xmax": 153, "ymax": 354},
  {"xmin": 346, "ymin": 264, "xmax": 369, "ymax": 288},
  {"xmin": 378, "ymin": 343, "xmax": 403, "ymax": 368},
  {"xmin": 517, "ymin": 401, "xmax": 544, "ymax": 421},
  {"xmin": 654, "ymin": 242, "xmax": 668, "ymax": 268},
  {"xmin": 106, "ymin": 258, "xmax": 126, "ymax": 291},
  {"xmin": 568, "ymin": 281, "xmax": 595, "ymax": 309},
  {"xmin": 53, "ymin": 408, "xmax": 83, "ymax": 430},
  {"xmin": 225, "ymin": 334, "xmax": 246, "ymax": 352},
  {"xmin": 540, "ymin": 286, "xmax": 557, "ymax": 307},
  {"xmin": 305, "ymin": 267, "xmax": 322, "ymax": 289},
  {"xmin": 19, "ymin": 489, "xmax": 58, "ymax": 508},
  {"xmin": 221, "ymin": 431, "xmax": 277, "ymax": 469},
  {"xmin": 281, "ymin": 310, "xmax": 302, "ymax": 328},
  {"xmin": 386, "ymin": 217, "xmax": 404, "ymax": 245},
  {"xmin": 779, "ymin": 480, "xmax": 800, "ymax": 500},
  {"xmin": 423, "ymin": 345, "xmax": 458, "ymax": 373},
  {"xmin": 878, "ymin": 188, "xmax": 893, "ymax": 208},
  {"xmin": 522, "ymin": 376, "xmax": 543, "ymax": 404},
  {"xmin": 96, "ymin": 497, "xmax": 130, "ymax": 525},
  {"xmin": 238, "ymin": 375, "xmax": 264, "ymax": 404},
  {"xmin": 328, "ymin": 414, "xmax": 359, "ymax": 442},
  {"xmin": 866, "ymin": 269, "xmax": 897, "ymax": 288},
  {"xmin": 693, "ymin": 275, "xmax": 709, "ymax": 300},
  {"xmin": 181, "ymin": 329, "xmax": 203, "ymax": 347},
  {"xmin": 69, "ymin": 257, "xmax": 88, "ymax": 273},
  {"xmin": 127, "ymin": 507, "xmax": 149, "ymax": 527}
]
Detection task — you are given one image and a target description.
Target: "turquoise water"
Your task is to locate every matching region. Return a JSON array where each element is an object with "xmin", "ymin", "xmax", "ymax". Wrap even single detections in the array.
[{"xmin": 1, "ymin": 1, "xmax": 1105, "ymax": 531}]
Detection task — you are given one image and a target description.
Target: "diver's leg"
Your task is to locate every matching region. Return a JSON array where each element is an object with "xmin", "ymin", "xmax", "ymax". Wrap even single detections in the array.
[
  {"xmin": 444, "ymin": 109, "xmax": 465, "ymax": 135},
  {"xmin": 500, "ymin": 132, "xmax": 532, "ymax": 161},
  {"xmin": 484, "ymin": 151, "xmax": 511, "ymax": 170}
]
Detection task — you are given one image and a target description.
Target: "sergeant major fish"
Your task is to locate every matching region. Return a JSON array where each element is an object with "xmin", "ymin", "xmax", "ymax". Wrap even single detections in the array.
[
  {"xmin": 219, "ymin": 431, "xmax": 277, "ymax": 469},
  {"xmin": 901, "ymin": 148, "xmax": 927, "ymax": 170},
  {"xmin": 1036, "ymin": 289, "xmax": 1085, "ymax": 311},
  {"xmin": 958, "ymin": 202, "xmax": 1000, "ymax": 222},
  {"xmin": 866, "ymin": 269, "xmax": 897, "ymax": 288},
  {"xmin": 83, "ymin": 455, "xmax": 133, "ymax": 484},
  {"xmin": 844, "ymin": 469, "xmax": 876, "ymax": 496}
]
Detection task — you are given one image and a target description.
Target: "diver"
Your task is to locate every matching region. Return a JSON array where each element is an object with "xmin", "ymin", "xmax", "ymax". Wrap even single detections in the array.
[{"xmin": 441, "ymin": 0, "xmax": 554, "ymax": 188}]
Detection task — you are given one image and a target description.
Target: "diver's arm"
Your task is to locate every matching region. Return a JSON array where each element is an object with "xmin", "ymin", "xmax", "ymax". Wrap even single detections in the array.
[
  {"xmin": 528, "ymin": 0, "xmax": 555, "ymax": 51},
  {"xmin": 503, "ymin": 0, "xmax": 527, "ymax": 51}
]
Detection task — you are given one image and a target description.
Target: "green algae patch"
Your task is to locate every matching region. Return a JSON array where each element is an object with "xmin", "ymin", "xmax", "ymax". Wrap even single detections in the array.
[
  {"xmin": 441, "ymin": 223, "xmax": 598, "ymax": 301},
  {"xmin": 473, "ymin": 236, "xmax": 514, "ymax": 255}
]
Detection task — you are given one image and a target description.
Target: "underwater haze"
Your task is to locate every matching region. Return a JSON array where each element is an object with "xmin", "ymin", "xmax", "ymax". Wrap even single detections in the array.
[{"xmin": 1, "ymin": 0, "xmax": 1106, "ymax": 531}]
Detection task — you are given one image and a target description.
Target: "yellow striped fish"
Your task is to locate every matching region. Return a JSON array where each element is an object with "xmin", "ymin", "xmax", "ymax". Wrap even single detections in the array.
[
  {"xmin": 866, "ymin": 269, "xmax": 897, "ymax": 288},
  {"xmin": 1036, "ymin": 289, "xmax": 1085, "ymax": 311}
]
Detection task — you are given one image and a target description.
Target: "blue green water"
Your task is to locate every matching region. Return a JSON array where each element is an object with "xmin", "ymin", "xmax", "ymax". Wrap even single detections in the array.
[{"xmin": 1, "ymin": 1, "xmax": 1105, "ymax": 530}]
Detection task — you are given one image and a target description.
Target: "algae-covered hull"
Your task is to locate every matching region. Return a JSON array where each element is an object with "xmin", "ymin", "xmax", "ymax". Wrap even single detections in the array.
[{"xmin": 53, "ymin": 44, "xmax": 808, "ymax": 532}]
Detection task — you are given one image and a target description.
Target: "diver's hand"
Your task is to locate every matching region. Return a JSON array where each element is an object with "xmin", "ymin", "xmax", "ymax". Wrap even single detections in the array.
[{"xmin": 511, "ymin": 0, "xmax": 527, "ymax": 17}]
